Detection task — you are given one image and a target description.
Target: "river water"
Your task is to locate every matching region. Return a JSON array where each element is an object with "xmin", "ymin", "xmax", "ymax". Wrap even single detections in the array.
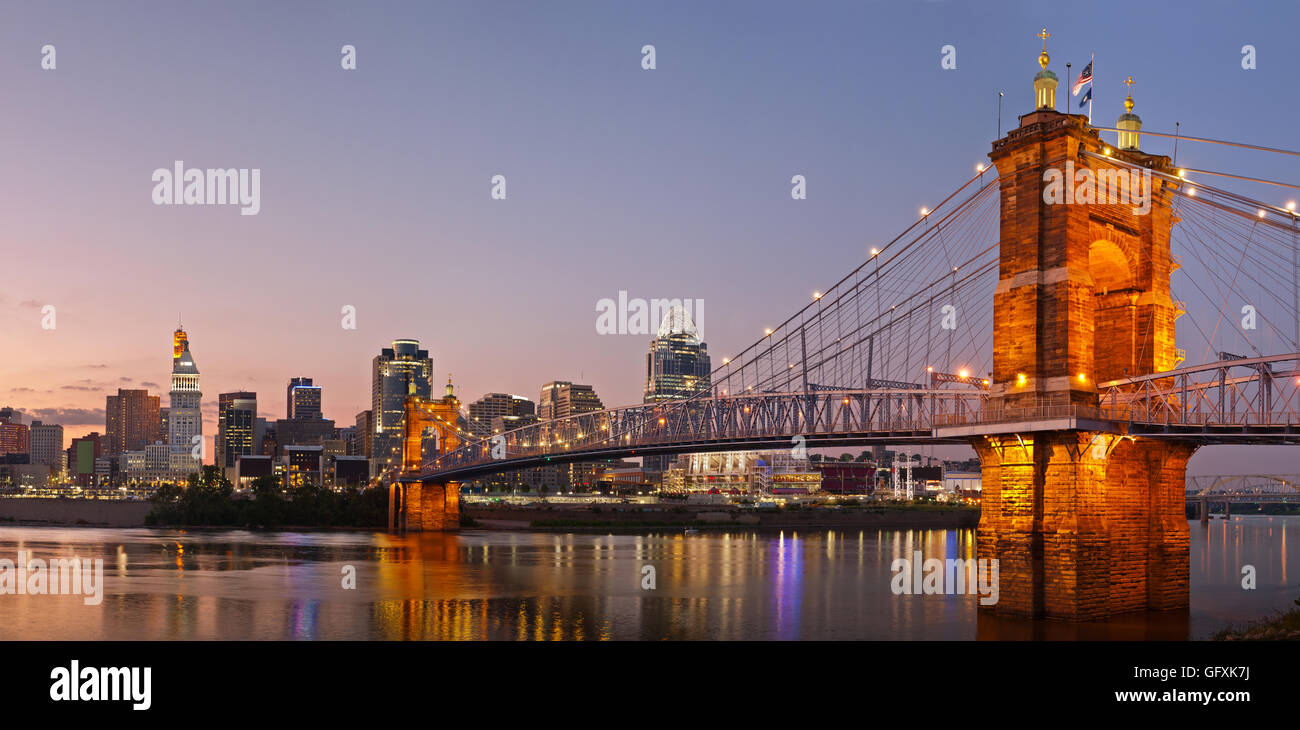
[{"xmin": 0, "ymin": 516, "xmax": 1294, "ymax": 640}]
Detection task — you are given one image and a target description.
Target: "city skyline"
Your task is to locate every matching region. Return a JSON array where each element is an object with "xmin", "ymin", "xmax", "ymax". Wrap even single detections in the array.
[{"xmin": 2, "ymin": 1, "xmax": 1298, "ymax": 476}]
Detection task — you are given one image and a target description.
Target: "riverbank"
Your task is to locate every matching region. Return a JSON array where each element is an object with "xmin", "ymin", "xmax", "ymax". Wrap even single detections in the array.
[
  {"xmin": 1213, "ymin": 608, "xmax": 1300, "ymax": 640},
  {"xmin": 465, "ymin": 503, "xmax": 979, "ymax": 531},
  {"xmin": 0, "ymin": 494, "xmax": 978, "ymax": 532},
  {"xmin": 0, "ymin": 497, "xmax": 153, "ymax": 527}
]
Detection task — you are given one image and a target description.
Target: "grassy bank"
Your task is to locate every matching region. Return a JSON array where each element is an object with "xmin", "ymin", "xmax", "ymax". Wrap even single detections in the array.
[{"xmin": 1213, "ymin": 606, "xmax": 1300, "ymax": 641}]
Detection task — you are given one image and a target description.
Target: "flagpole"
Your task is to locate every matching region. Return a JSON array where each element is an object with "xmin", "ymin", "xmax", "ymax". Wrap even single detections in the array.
[{"xmin": 1087, "ymin": 52, "xmax": 1094, "ymax": 125}]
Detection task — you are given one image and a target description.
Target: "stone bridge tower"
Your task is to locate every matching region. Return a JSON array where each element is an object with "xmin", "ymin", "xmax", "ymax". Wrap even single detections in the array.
[
  {"xmin": 975, "ymin": 33, "xmax": 1197, "ymax": 620},
  {"xmin": 388, "ymin": 376, "xmax": 463, "ymax": 532}
]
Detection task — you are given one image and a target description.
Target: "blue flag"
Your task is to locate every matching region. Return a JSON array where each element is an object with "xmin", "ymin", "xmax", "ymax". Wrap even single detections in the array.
[{"xmin": 1079, "ymin": 87, "xmax": 1092, "ymax": 109}]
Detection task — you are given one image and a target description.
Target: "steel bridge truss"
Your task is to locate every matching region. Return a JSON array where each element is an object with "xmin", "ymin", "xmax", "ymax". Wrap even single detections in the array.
[{"xmin": 419, "ymin": 353, "xmax": 1300, "ymax": 482}]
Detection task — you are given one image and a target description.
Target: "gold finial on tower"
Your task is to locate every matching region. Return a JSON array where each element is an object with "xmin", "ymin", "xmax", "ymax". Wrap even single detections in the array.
[
  {"xmin": 445, "ymin": 374, "xmax": 455, "ymax": 398},
  {"xmin": 1032, "ymin": 28, "xmax": 1058, "ymax": 110},
  {"xmin": 1117, "ymin": 75, "xmax": 1142, "ymax": 151}
]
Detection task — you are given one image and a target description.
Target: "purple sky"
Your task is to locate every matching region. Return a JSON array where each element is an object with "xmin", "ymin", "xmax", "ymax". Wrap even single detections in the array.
[{"xmin": 2, "ymin": 1, "xmax": 1297, "ymax": 474}]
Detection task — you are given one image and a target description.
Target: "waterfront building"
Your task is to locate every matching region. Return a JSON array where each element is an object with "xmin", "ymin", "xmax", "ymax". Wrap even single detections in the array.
[
  {"xmin": 329, "ymin": 455, "xmax": 369, "ymax": 490},
  {"xmin": 234, "ymin": 454, "xmax": 273, "ymax": 488},
  {"xmin": 662, "ymin": 451, "xmax": 821, "ymax": 495},
  {"xmin": 282, "ymin": 445, "xmax": 324, "ymax": 487},
  {"xmin": 371, "ymin": 339, "xmax": 432, "ymax": 477},
  {"xmin": 815, "ymin": 462, "xmax": 876, "ymax": 495}
]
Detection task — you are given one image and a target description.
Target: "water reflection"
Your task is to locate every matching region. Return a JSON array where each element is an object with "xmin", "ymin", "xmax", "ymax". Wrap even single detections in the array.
[{"xmin": 0, "ymin": 516, "xmax": 1293, "ymax": 640}]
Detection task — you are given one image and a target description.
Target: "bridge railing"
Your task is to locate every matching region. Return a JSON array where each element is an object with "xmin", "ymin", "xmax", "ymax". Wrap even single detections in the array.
[{"xmin": 1098, "ymin": 354, "xmax": 1300, "ymax": 428}]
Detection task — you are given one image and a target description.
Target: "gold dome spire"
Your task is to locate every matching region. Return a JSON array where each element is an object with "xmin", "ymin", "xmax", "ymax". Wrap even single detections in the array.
[
  {"xmin": 1117, "ymin": 75, "xmax": 1142, "ymax": 151},
  {"xmin": 1032, "ymin": 28, "xmax": 1058, "ymax": 110}
]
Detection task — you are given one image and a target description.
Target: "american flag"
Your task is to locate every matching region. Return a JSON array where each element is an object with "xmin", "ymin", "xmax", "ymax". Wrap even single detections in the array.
[{"xmin": 1072, "ymin": 60, "xmax": 1093, "ymax": 96}]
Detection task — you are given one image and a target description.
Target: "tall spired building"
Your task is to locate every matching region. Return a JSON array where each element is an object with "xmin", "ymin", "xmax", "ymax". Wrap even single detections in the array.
[
  {"xmin": 168, "ymin": 326, "xmax": 203, "ymax": 469},
  {"xmin": 643, "ymin": 306, "xmax": 711, "ymax": 471}
]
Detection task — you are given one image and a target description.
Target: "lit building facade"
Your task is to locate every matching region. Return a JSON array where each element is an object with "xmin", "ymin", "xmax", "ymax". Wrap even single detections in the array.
[
  {"xmin": 467, "ymin": 393, "xmax": 535, "ymax": 436},
  {"xmin": 662, "ymin": 451, "xmax": 821, "ymax": 495},
  {"xmin": 642, "ymin": 306, "xmax": 711, "ymax": 471},
  {"xmin": 371, "ymin": 339, "xmax": 433, "ymax": 477},
  {"xmin": 0, "ymin": 418, "xmax": 29, "ymax": 456},
  {"xmin": 105, "ymin": 388, "xmax": 162, "ymax": 454},
  {"xmin": 217, "ymin": 391, "xmax": 258, "ymax": 477},
  {"xmin": 28, "ymin": 421, "xmax": 64, "ymax": 470},
  {"xmin": 286, "ymin": 377, "xmax": 322, "ymax": 420},
  {"xmin": 537, "ymin": 381, "xmax": 604, "ymax": 420},
  {"xmin": 167, "ymin": 327, "xmax": 202, "ymax": 475}
]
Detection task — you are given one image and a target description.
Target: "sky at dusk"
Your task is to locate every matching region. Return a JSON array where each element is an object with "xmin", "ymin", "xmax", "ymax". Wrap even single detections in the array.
[{"xmin": 2, "ymin": 1, "xmax": 1298, "ymax": 474}]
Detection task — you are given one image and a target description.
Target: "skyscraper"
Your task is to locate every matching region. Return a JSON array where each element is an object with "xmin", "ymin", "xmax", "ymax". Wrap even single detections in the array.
[
  {"xmin": 371, "ymin": 339, "xmax": 432, "ymax": 477},
  {"xmin": 467, "ymin": 393, "xmax": 535, "ymax": 435},
  {"xmin": 168, "ymin": 327, "xmax": 203, "ymax": 470},
  {"xmin": 642, "ymin": 306, "xmax": 711, "ymax": 471},
  {"xmin": 28, "ymin": 421, "xmax": 64, "ymax": 469},
  {"xmin": 537, "ymin": 381, "xmax": 604, "ymax": 420},
  {"xmin": 0, "ymin": 419, "xmax": 29, "ymax": 456},
  {"xmin": 286, "ymin": 377, "xmax": 322, "ymax": 420},
  {"xmin": 216, "ymin": 392, "xmax": 257, "ymax": 476},
  {"xmin": 353, "ymin": 410, "xmax": 373, "ymax": 457},
  {"xmin": 534, "ymin": 381, "xmax": 605, "ymax": 491},
  {"xmin": 105, "ymin": 388, "xmax": 162, "ymax": 454},
  {"xmin": 643, "ymin": 306, "xmax": 711, "ymax": 402}
]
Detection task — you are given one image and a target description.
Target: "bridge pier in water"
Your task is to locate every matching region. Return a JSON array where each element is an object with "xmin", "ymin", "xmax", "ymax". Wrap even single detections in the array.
[
  {"xmin": 389, "ymin": 479, "xmax": 460, "ymax": 532},
  {"xmin": 976, "ymin": 435, "xmax": 1196, "ymax": 619}
]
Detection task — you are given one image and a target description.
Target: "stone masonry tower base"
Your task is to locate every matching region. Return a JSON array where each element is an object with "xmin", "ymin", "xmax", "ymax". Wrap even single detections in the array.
[
  {"xmin": 975, "ymin": 435, "xmax": 1195, "ymax": 619},
  {"xmin": 389, "ymin": 480, "xmax": 461, "ymax": 532}
]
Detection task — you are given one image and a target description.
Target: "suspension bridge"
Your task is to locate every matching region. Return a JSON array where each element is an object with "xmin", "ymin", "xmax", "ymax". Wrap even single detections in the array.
[{"xmin": 389, "ymin": 36, "xmax": 1300, "ymax": 620}]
